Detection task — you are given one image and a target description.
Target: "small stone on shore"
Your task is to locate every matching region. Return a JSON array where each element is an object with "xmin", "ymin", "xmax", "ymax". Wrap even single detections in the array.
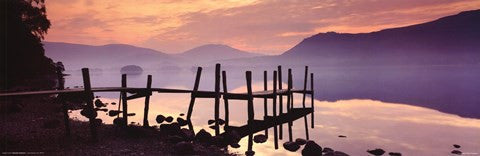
[
  {"xmin": 156, "ymin": 115, "xmax": 165, "ymax": 124},
  {"xmin": 177, "ymin": 117, "xmax": 188, "ymax": 126},
  {"xmin": 295, "ymin": 138, "xmax": 307, "ymax": 145},
  {"xmin": 302, "ymin": 141, "xmax": 322, "ymax": 156},
  {"xmin": 388, "ymin": 152, "xmax": 402, "ymax": 156},
  {"xmin": 283, "ymin": 141, "xmax": 300, "ymax": 152},
  {"xmin": 367, "ymin": 149, "xmax": 385, "ymax": 156},
  {"xmin": 165, "ymin": 116, "xmax": 173, "ymax": 123},
  {"xmin": 230, "ymin": 143, "xmax": 241, "ymax": 148},
  {"xmin": 322, "ymin": 147, "xmax": 334, "ymax": 153},
  {"xmin": 451, "ymin": 150, "xmax": 462, "ymax": 155},
  {"xmin": 253, "ymin": 134, "xmax": 267, "ymax": 143}
]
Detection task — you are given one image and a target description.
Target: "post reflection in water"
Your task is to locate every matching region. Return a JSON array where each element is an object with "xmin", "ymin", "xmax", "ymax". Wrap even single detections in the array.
[{"xmin": 70, "ymin": 82, "xmax": 480, "ymax": 156}]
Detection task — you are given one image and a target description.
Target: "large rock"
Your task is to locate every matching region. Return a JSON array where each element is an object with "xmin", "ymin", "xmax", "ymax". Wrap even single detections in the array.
[
  {"xmin": 302, "ymin": 141, "xmax": 322, "ymax": 156},
  {"xmin": 195, "ymin": 129, "xmax": 212, "ymax": 143},
  {"xmin": 283, "ymin": 141, "xmax": 301, "ymax": 152}
]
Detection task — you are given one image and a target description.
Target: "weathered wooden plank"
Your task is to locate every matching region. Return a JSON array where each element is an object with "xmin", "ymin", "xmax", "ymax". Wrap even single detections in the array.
[
  {"xmin": 287, "ymin": 68, "xmax": 293, "ymax": 142},
  {"xmin": 272, "ymin": 70, "xmax": 279, "ymax": 149},
  {"xmin": 82, "ymin": 68, "xmax": 97, "ymax": 141},
  {"xmin": 311, "ymin": 73, "xmax": 315, "ymax": 129},
  {"xmin": 263, "ymin": 70, "xmax": 268, "ymax": 136},
  {"xmin": 187, "ymin": 67, "xmax": 202, "ymax": 131},
  {"xmin": 214, "ymin": 64, "xmax": 221, "ymax": 136},
  {"xmin": 246, "ymin": 71, "xmax": 254, "ymax": 154},
  {"xmin": 301, "ymin": 66, "xmax": 310, "ymax": 140},
  {"xmin": 277, "ymin": 66, "xmax": 283, "ymax": 140},
  {"xmin": 121, "ymin": 74, "xmax": 128, "ymax": 127},
  {"xmin": 222, "ymin": 71, "xmax": 230, "ymax": 127},
  {"xmin": 143, "ymin": 75, "xmax": 152, "ymax": 127}
]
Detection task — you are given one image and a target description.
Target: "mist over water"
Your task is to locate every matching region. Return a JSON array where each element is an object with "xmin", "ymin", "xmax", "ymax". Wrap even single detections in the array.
[{"xmin": 66, "ymin": 65, "xmax": 480, "ymax": 155}]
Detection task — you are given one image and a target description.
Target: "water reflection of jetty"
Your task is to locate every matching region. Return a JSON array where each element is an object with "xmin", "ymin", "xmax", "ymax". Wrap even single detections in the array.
[{"xmin": 0, "ymin": 63, "xmax": 315, "ymax": 155}]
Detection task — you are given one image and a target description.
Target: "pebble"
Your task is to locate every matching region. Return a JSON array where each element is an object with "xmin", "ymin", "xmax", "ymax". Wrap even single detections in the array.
[
  {"xmin": 302, "ymin": 141, "xmax": 322, "ymax": 156},
  {"xmin": 283, "ymin": 141, "xmax": 300, "ymax": 152},
  {"xmin": 155, "ymin": 115, "xmax": 165, "ymax": 124},
  {"xmin": 165, "ymin": 116, "xmax": 174, "ymax": 123},
  {"xmin": 388, "ymin": 152, "xmax": 402, "ymax": 156},
  {"xmin": 451, "ymin": 150, "xmax": 462, "ymax": 155},
  {"xmin": 367, "ymin": 149, "xmax": 385, "ymax": 156},
  {"xmin": 295, "ymin": 138, "xmax": 307, "ymax": 145},
  {"xmin": 253, "ymin": 134, "xmax": 267, "ymax": 143}
]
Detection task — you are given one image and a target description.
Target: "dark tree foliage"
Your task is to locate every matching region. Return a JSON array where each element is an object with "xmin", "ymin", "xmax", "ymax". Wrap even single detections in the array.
[{"xmin": 1, "ymin": 0, "xmax": 61, "ymax": 90}]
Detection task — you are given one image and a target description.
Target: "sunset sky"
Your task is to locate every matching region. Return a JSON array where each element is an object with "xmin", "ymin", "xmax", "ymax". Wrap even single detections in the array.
[{"xmin": 44, "ymin": 0, "xmax": 480, "ymax": 55}]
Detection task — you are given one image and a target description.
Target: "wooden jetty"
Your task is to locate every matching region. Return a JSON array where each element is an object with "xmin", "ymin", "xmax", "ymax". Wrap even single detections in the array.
[{"xmin": 0, "ymin": 64, "xmax": 315, "ymax": 155}]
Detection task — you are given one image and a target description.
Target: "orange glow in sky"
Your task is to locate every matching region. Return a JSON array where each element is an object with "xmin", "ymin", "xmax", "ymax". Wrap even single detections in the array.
[{"xmin": 45, "ymin": 0, "xmax": 480, "ymax": 54}]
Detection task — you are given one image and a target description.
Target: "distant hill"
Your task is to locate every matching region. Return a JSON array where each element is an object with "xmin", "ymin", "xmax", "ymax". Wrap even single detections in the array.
[
  {"xmin": 44, "ymin": 42, "xmax": 173, "ymax": 70},
  {"xmin": 177, "ymin": 44, "xmax": 263, "ymax": 63},
  {"xmin": 281, "ymin": 9, "xmax": 480, "ymax": 66}
]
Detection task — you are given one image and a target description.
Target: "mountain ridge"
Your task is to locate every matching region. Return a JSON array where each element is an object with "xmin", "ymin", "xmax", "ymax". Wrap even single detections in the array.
[{"xmin": 280, "ymin": 9, "xmax": 480, "ymax": 66}]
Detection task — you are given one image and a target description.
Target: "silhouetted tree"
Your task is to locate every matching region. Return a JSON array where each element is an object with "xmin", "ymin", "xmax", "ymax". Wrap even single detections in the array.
[{"xmin": 1, "ymin": 0, "xmax": 61, "ymax": 90}]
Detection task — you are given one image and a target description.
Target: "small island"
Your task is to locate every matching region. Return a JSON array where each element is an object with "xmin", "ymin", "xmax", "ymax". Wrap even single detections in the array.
[{"xmin": 120, "ymin": 65, "xmax": 143, "ymax": 75}]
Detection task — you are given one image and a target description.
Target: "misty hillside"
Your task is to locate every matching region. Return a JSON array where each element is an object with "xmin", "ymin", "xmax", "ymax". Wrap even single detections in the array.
[
  {"xmin": 44, "ymin": 42, "xmax": 173, "ymax": 70},
  {"xmin": 177, "ymin": 44, "xmax": 263, "ymax": 63},
  {"xmin": 281, "ymin": 9, "xmax": 480, "ymax": 66}
]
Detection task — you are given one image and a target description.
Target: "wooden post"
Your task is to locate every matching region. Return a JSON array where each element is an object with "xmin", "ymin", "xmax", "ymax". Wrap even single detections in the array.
[
  {"xmin": 57, "ymin": 67, "xmax": 70, "ymax": 137},
  {"xmin": 143, "ymin": 75, "xmax": 152, "ymax": 127},
  {"xmin": 222, "ymin": 71, "xmax": 229, "ymax": 128},
  {"xmin": 302, "ymin": 66, "xmax": 310, "ymax": 140},
  {"xmin": 277, "ymin": 66, "xmax": 283, "ymax": 140},
  {"xmin": 311, "ymin": 73, "xmax": 315, "ymax": 129},
  {"xmin": 287, "ymin": 68, "xmax": 293, "ymax": 142},
  {"xmin": 214, "ymin": 64, "xmax": 221, "ymax": 136},
  {"xmin": 121, "ymin": 74, "xmax": 128, "ymax": 127},
  {"xmin": 187, "ymin": 67, "xmax": 202, "ymax": 131},
  {"xmin": 272, "ymin": 71, "xmax": 279, "ymax": 149},
  {"xmin": 82, "ymin": 68, "xmax": 97, "ymax": 141},
  {"xmin": 263, "ymin": 70, "xmax": 268, "ymax": 136},
  {"xmin": 246, "ymin": 71, "xmax": 255, "ymax": 154}
]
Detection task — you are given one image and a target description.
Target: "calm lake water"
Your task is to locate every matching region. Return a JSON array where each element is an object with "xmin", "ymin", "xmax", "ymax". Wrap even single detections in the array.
[{"xmin": 66, "ymin": 65, "xmax": 480, "ymax": 155}]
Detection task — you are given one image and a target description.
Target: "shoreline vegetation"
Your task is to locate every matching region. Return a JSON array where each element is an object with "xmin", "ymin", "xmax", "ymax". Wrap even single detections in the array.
[{"xmin": 0, "ymin": 95, "xmax": 233, "ymax": 155}]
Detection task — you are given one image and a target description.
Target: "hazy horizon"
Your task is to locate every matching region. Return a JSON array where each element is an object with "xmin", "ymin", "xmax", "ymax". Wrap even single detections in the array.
[{"xmin": 44, "ymin": 0, "xmax": 480, "ymax": 55}]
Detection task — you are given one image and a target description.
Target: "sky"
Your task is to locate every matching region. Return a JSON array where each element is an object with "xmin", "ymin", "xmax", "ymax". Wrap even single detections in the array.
[{"xmin": 44, "ymin": 0, "xmax": 480, "ymax": 55}]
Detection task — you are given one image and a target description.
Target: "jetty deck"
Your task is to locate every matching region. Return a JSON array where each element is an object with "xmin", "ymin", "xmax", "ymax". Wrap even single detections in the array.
[{"xmin": 0, "ymin": 64, "xmax": 315, "ymax": 156}]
